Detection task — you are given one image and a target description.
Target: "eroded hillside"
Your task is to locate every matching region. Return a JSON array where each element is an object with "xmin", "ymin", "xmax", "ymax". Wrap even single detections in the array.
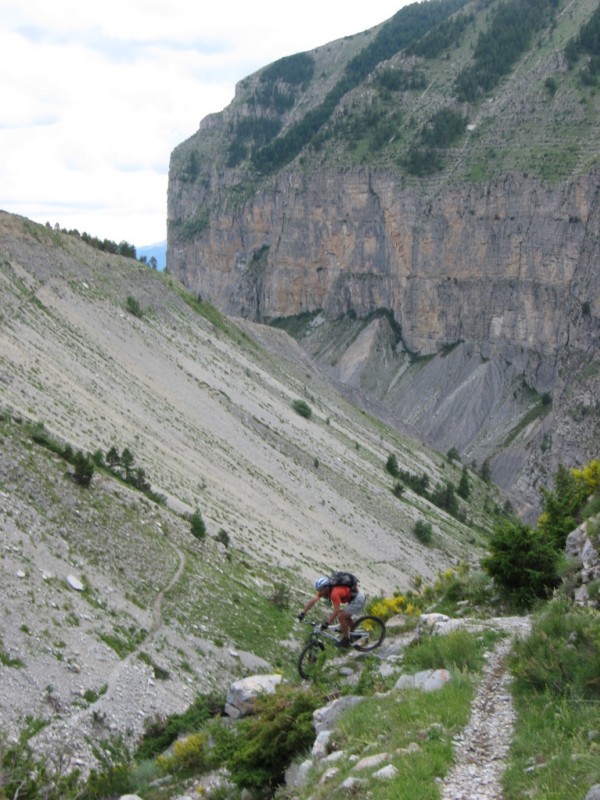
[{"xmin": 0, "ymin": 212, "xmax": 507, "ymax": 762}]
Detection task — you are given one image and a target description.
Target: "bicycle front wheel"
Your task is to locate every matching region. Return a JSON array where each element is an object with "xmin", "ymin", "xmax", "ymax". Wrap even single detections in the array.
[
  {"xmin": 350, "ymin": 615, "xmax": 386, "ymax": 652},
  {"xmin": 298, "ymin": 640, "xmax": 325, "ymax": 679}
]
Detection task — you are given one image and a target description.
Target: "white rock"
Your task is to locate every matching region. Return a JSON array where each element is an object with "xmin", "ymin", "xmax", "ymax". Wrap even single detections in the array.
[
  {"xmin": 353, "ymin": 752, "xmax": 389, "ymax": 771},
  {"xmin": 322, "ymin": 750, "xmax": 345, "ymax": 764},
  {"xmin": 341, "ymin": 776, "xmax": 366, "ymax": 789},
  {"xmin": 225, "ymin": 674, "xmax": 282, "ymax": 718},
  {"xmin": 373, "ymin": 764, "xmax": 399, "ymax": 780},
  {"xmin": 66, "ymin": 574, "xmax": 84, "ymax": 591},
  {"xmin": 285, "ymin": 758, "xmax": 312, "ymax": 788},
  {"xmin": 414, "ymin": 668, "xmax": 452, "ymax": 692},
  {"xmin": 312, "ymin": 730, "xmax": 333, "ymax": 759},
  {"xmin": 313, "ymin": 695, "xmax": 364, "ymax": 733},
  {"xmin": 319, "ymin": 767, "xmax": 339, "ymax": 784}
]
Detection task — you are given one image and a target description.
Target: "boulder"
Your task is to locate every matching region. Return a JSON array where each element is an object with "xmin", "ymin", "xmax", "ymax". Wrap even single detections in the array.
[
  {"xmin": 285, "ymin": 758, "xmax": 313, "ymax": 788},
  {"xmin": 66, "ymin": 574, "xmax": 84, "ymax": 591},
  {"xmin": 224, "ymin": 674, "xmax": 282, "ymax": 719},
  {"xmin": 395, "ymin": 669, "xmax": 452, "ymax": 692},
  {"xmin": 353, "ymin": 752, "xmax": 389, "ymax": 771},
  {"xmin": 312, "ymin": 730, "xmax": 333, "ymax": 759},
  {"xmin": 566, "ymin": 521, "xmax": 600, "ymax": 608},
  {"xmin": 313, "ymin": 695, "xmax": 364, "ymax": 734}
]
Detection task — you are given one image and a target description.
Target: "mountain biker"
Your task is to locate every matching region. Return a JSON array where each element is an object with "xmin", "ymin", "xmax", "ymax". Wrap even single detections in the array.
[{"xmin": 297, "ymin": 575, "xmax": 366, "ymax": 648}]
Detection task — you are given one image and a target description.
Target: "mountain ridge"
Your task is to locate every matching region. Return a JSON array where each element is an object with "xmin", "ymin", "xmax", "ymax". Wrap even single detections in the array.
[{"xmin": 166, "ymin": 0, "xmax": 600, "ymax": 520}]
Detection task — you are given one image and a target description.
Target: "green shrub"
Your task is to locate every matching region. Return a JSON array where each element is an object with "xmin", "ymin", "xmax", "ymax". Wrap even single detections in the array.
[
  {"xmin": 446, "ymin": 447, "xmax": 460, "ymax": 462},
  {"xmin": 85, "ymin": 762, "xmax": 133, "ymax": 799},
  {"xmin": 482, "ymin": 520, "xmax": 560, "ymax": 609},
  {"xmin": 0, "ymin": 737, "xmax": 83, "ymax": 799},
  {"xmin": 156, "ymin": 731, "xmax": 210, "ymax": 775},
  {"xmin": 421, "ymin": 108, "xmax": 468, "ymax": 147},
  {"xmin": 292, "ymin": 399, "xmax": 312, "ymax": 419},
  {"xmin": 227, "ymin": 684, "xmax": 324, "ymax": 791},
  {"xmin": 457, "ymin": 466, "xmax": 470, "ymax": 499},
  {"xmin": 72, "ymin": 451, "xmax": 94, "ymax": 487},
  {"xmin": 190, "ymin": 508, "xmax": 206, "ymax": 540},
  {"xmin": 125, "ymin": 295, "xmax": 143, "ymax": 318},
  {"xmin": 215, "ymin": 528, "xmax": 230, "ymax": 548},
  {"xmin": 86, "ymin": 736, "xmax": 134, "ymax": 800},
  {"xmin": 268, "ymin": 582, "xmax": 290, "ymax": 609},
  {"xmin": 510, "ymin": 599, "xmax": 600, "ymax": 699},
  {"xmin": 392, "ymin": 482, "xmax": 405, "ymax": 499},
  {"xmin": 414, "ymin": 519, "xmax": 433, "ymax": 544},
  {"xmin": 386, "ymin": 452, "xmax": 399, "ymax": 476},
  {"xmin": 135, "ymin": 693, "xmax": 224, "ymax": 760},
  {"xmin": 537, "ymin": 463, "xmax": 588, "ymax": 550}
]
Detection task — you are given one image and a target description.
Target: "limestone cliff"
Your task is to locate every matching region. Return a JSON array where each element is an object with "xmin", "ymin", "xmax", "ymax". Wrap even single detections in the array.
[{"xmin": 167, "ymin": 0, "xmax": 600, "ymax": 519}]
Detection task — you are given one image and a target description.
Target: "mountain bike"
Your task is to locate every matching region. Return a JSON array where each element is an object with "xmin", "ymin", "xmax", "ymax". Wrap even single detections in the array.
[{"xmin": 297, "ymin": 616, "xmax": 386, "ymax": 680}]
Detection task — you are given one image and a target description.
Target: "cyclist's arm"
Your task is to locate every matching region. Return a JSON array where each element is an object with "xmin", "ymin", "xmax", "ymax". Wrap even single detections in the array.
[
  {"xmin": 324, "ymin": 601, "xmax": 341, "ymax": 625},
  {"xmin": 300, "ymin": 595, "xmax": 320, "ymax": 615}
]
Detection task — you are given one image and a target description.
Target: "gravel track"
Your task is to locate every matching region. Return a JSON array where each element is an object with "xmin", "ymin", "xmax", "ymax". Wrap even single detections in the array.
[{"xmin": 440, "ymin": 616, "xmax": 532, "ymax": 800}]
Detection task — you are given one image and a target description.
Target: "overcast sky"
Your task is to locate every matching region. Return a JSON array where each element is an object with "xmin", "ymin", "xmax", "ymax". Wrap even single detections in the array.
[{"xmin": 0, "ymin": 1, "xmax": 410, "ymax": 248}]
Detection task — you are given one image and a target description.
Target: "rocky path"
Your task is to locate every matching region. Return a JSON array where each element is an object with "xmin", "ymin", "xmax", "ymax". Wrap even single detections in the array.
[{"xmin": 440, "ymin": 616, "xmax": 532, "ymax": 800}]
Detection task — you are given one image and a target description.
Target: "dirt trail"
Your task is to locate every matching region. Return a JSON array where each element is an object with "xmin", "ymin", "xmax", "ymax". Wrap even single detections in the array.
[{"xmin": 440, "ymin": 616, "xmax": 531, "ymax": 800}]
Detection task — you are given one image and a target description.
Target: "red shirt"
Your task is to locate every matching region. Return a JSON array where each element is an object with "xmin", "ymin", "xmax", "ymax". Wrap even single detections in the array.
[{"xmin": 319, "ymin": 586, "xmax": 353, "ymax": 605}]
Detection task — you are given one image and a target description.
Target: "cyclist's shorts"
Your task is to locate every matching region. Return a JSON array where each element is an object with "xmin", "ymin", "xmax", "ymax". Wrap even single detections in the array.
[{"xmin": 345, "ymin": 591, "xmax": 366, "ymax": 617}]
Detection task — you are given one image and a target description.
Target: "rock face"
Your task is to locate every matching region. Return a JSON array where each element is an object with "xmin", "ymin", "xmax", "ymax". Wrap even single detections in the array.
[
  {"xmin": 170, "ymin": 168, "xmax": 597, "ymax": 362},
  {"xmin": 168, "ymin": 164, "xmax": 600, "ymax": 518}
]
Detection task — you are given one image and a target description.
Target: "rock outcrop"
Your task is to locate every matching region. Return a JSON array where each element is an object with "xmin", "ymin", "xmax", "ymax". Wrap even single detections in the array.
[
  {"xmin": 566, "ymin": 518, "xmax": 600, "ymax": 607},
  {"xmin": 168, "ymin": 163, "xmax": 600, "ymax": 518}
]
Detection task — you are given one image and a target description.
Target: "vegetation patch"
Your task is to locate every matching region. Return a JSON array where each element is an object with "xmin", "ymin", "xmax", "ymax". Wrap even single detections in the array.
[
  {"xmin": 455, "ymin": 0, "xmax": 560, "ymax": 102},
  {"xmin": 505, "ymin": 600, "xmax": 600, "ymax": 799},
  {"xmin": 251, "ymin": 0, "xmax": 469, "ymax": 173},
  {"xmin": 0, "ymin": 638, "xmax": 24, "ymax": 669},
  {"xmin": 98, "ymin": 625, "xmax": 148, "ymax": 659}
]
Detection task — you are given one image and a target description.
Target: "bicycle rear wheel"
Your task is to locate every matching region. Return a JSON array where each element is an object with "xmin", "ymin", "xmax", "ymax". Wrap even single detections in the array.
[
  {"xmin": 298, "ymin": 640, "xmax": 326, "ymax": 679},
  {"xmin": 350, "ymin": 615, "xmax": 386, "ymax": 651}
]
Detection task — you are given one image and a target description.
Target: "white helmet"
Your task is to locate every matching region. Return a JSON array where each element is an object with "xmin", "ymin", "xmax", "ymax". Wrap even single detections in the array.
[{"xmin": 315, "ymin": 576, "xmax": 329, "ymax": 591}]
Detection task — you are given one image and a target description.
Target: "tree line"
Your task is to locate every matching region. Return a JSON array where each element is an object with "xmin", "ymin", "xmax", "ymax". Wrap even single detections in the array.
[
  {"xmin": 454, "ymin": 0, "xmax": 559, "ymax": 102},
  {"xmin": 250, "ymin": 0, "xmax": 469, "ymax": 174},
  {"xmin": 46, "ymin": 222, "xmax": 138, "ymax": 259}
]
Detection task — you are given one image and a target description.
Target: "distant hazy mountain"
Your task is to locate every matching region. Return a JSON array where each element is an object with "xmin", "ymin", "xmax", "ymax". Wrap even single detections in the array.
[{"xmin": 138, "ymin": 240, "xmax": 166, "ymax": 270}]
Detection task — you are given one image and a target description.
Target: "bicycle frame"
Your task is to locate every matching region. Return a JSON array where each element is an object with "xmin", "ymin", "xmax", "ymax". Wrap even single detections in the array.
[
  {"xmin": 297, "ymin": 616, "xmax": 386, "ymax": 679},
  {"xmin": 302, "ymin": 620, "xmax": 343, "ymax": 646},
  {"xmin": 301, "ymin": 619, "xmax": 367, "ymax": 647}
]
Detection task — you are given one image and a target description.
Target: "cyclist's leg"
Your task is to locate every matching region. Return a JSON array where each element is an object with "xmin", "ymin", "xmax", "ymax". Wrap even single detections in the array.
[{"xmin": 339, "ymin": 591, "xmax": 366, "ymax": 642}]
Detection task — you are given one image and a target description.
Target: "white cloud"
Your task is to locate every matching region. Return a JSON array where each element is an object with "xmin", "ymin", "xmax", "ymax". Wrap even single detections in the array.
[{"xmin": 0, "ymin": 1, "xmax": 409, "ymax": 246}]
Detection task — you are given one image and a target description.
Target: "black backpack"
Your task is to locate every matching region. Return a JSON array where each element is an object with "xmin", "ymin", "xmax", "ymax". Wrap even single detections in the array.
[{"xmin": 327, "ymin": 571, "xmax": 359, "ymax": 598}]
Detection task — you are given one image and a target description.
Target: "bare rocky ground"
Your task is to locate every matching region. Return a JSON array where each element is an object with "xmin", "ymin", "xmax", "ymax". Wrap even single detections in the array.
[
  {"xmin": 0, "ymin": 212, "xmax": 496, "ymax": 594},
  {"xmin": 0, "ymin": 421, "xmax": 272, "ymax": 770}
]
